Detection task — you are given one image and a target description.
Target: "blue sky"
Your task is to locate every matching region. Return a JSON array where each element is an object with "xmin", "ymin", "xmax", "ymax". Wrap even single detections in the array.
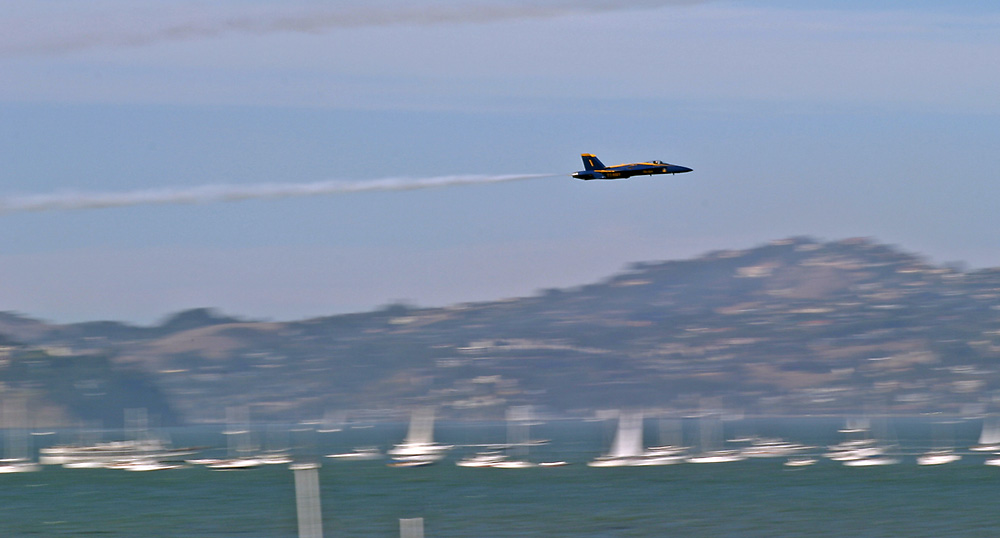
[{"xmin": 1, "ymin": 0, "xmax": 998, "ymax": 323}]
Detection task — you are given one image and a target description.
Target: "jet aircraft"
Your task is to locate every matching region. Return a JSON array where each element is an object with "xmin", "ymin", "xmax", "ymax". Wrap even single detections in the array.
[{"xmin": 572, "ymin": 154, "xmax": 692, "ymax": 180}]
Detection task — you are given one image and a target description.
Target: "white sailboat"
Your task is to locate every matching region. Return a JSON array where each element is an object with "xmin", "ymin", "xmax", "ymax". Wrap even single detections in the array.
[
  {"xmin": 316, "ymin": 410, "xmax": 346, "ymax": 433},
  {"xmin": 457, "ymin": 406, "xmax": 563, "ymax": 468},
  {"xmin": 456, "ymin": 450, "xmax": 506, "ymax": 468},
  {"xmin": 842, "ymin": 456, "xmax": 900, "ymax": 467},
  {"xmin": 825, "ymin": 416, "xmax": 884, "ymax": 462},
  {"xmin": 41, "ymin": 409, "xmax": 195, "ymax": 470},
  {"xmin": 739, "ymin": 437, "xmax": 812, "ymax": 458},
  {"xmin": 207, "ymin": 407, "xmax": 263, "ymax": 470},
  {"xmin": 458, "ymin": 406, "xmax": 537, "ymax": 468},
  {"xmin": 834, "ymin": 415, "xmax": 899, "ymax": 467},
  {"xmin": 388, "ymin": 408, "xmax": 451, "ymax": 467},
  {"xmin": 326, "ymin": 447, "xmax": 382, "ymax": 460},
  {"xmin": 493, "ymin": 406, "xmax": 542, "ymax": 468},
  {"xmin": 838, "ymin": 417, "xmax": 871, "ymax": 434},
  {"xmin": 589, "ymin": 411, "xmax": 686, "ymax": 467},
  {"xmin": 917, "ymin": 421, "xmax": 961, "ymax": 466},
  {"xmin": 970, "ymin": 415, "xmax": 1000, "ymax": 452},
  {"xmin": 111, "ymin": 408, "xmax": 191, "ymax": 471},
  {"xmin": 685, "ymin": 412, "xmax": 744, "ymax": 464},
  {"xmin": 917, "ymin": 450, "xmax": 961, "ymax": 466},
  {"xmin": 0, "ymin": 397, "xmax": 40, "ymax": 473},
  {"xmin": 783, "ymin": 457, "xmax": 817, "ymax": 467}
]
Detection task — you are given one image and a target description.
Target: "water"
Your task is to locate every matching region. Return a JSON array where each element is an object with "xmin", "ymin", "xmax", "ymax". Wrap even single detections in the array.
[{"xmin": 2, "ymin": 418, "xmax": 999, "ymax": 537}]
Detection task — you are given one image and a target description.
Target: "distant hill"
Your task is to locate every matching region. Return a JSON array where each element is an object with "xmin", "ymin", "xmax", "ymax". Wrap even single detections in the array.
[{"xmin": 3, "ymin": 237, "xmax": 1000, "ymax": 426}]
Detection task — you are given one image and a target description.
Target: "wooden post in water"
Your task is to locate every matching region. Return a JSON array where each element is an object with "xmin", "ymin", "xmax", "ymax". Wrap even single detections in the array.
[
  {"xmin": 293, "ymin": 463, "xmax": 323, "ymax": 538},
  {"xmin": 400, "ymin": 517, "xmax": 424, "ymax": 538}
]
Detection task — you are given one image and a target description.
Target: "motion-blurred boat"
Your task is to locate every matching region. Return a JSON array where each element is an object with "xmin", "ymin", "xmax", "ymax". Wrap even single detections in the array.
[
  {"xmin": 970, "ymin": 416, "xmax": 1000, "ymax": 451},
  {"xmin": 388, "ymin": 408, "xmax": 451, "ymax": 466},
  {"xmin": 326, "ymin": 447, "xmax": 382, "ymax": 460},
  {"xmin": 589, "ymin": 411, "xmax": 687, "ymax": 467},
  {"xmin": 916, "ymin": 450, "xmax": 961, "ymax": 466}
]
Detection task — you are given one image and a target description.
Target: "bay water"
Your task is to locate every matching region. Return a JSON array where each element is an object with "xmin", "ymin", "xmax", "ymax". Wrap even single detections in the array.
[{"xmin": 2, "ymin": 417, "xmax": 998, "ymax": 537}]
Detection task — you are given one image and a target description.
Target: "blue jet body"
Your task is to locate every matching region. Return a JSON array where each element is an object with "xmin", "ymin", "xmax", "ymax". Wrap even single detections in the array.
[{"xmin": 572, "ymin": 153, "xmax": 692, "ymax": 180}]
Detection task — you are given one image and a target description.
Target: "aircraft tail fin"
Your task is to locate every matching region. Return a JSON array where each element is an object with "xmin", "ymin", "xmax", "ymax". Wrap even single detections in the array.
[{"xmin": 581, "ymin": 154, "xmax": 605, "ymax": 171}]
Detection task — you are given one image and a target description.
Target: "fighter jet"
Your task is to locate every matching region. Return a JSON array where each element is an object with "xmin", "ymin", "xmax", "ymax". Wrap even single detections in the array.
[{"xmin": 572, "ymin": 154, "xmax": 692, "ymax": 180}]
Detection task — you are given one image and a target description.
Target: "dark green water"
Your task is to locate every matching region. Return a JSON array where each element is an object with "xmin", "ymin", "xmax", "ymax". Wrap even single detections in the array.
[{"xmin": 2, "ymin": 418, "xmax": 999, "ymax": 537}]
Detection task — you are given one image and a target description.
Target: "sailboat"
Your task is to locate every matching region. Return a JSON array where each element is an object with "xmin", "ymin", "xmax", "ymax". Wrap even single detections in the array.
[
  {"xmin": 388, "ymin": 408, "xmax": 451, "ymax": 467},
  {"xmin": 970, "ymin": 415, "xmax": 1000, "ymax": 452},
  {"xmin": 838, "ymin": 417, "xmax": 871, "ymax": 434},
  {"xmin": 917, "ymin": 421, "xmax": 961, "ymax": 466},
  {"xmin": 316, "ymin": 410, "xmax": 346, "ymax": 433},
  {"xmin": 0, "ymin": 397, "xmax": 40, "ymax": 473},
  {"xmin": 326, "ymin": 446, "xmax": 382, "ymax": 461},
  {"xmin": 825, "ymin": 416, "xmax": 883, "ymax": 462},
  {"xmin": 588, "ymin": 411, "xmax": 686, "ymax": 467},
  {"xmin": 685, "ymin": 412, "xmax": 744, "ymax": 464},
  {"xmin": 458, "ymin": 406, "xmax": 536, "ymax": 468},
  {"xmin": 457, "ymin": 406, "xmax": 563, "ymax": 468},
  {"xmin": 105, "ymin": 408, "xmax": 189, "ymax": 471},
  {"xmin": 836, "ymin": 415, "xmax": 900, "ymax": 467},
  {"xmin": 206, "ymin": 407, "xmax": 263, "ymax": 470}
]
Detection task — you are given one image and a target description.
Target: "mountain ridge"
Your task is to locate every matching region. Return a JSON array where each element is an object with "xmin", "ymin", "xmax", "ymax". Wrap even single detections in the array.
[{"xmin": 3, "ymin": 236, "xmax": 1000, "ymax": 426}]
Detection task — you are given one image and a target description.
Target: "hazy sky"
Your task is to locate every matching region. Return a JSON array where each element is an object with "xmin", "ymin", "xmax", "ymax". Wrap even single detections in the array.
[{"xmin": 1, "ymin": 0, "xmax": 998, "ymax": 324}]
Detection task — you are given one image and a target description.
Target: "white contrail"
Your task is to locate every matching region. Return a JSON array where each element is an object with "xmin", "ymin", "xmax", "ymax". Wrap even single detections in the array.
[
  {"xmin": 2, "ymin": 0, "xmax": 708, "ymax": 56},
  {"xmin": 0, "ymin": 173, "xmax": 557, "ymax": 214}
]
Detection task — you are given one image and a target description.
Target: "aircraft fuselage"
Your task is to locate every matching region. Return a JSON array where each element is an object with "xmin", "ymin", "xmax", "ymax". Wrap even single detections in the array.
[{"xmin": 572, "ymin": 154, "xmax": 692, "ymax": 180}]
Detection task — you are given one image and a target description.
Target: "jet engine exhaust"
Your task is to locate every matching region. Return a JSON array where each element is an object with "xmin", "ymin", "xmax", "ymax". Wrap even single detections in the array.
[{"xmin": 0, "ymin": 173, "xmax": 556, "ymax": 214}]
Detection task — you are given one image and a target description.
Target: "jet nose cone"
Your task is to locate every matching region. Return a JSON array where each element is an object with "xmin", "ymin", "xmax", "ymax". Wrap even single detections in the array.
[{"xmin": 668, "ymin": 165, "xmax": 693, "ymax": 174}]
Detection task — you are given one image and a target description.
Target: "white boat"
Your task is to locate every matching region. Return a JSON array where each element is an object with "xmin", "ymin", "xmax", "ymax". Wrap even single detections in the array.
[
  {"xmin": 493, "ymin": 406, "xmax": 540, "ymax": 468},
  {"xmin": 784, "ymin": 457, "xmax": 817, "ymax": 467},
  {"xmin": 207, "ymin": 457, "xmax": 263, "ymax": 470},
  {"xmin": 825, "ymin": 417, "xmax": 892, "ymax": 462},
  {"xmin": 62, "ymin": 460, "xmax": 111, "ymax": 469},
  {"xmin": 387, "ymin": 458, "xmax": 436, "ymax": 468},
  {"xmin": 50, "ymin": 409, "xmax": 194, "ymax": 471},
  {"xmin": 207, "ymin": 407, "xmax": 262, "ymax": 470},
  {"xmin": 739, "ymin": 437, "xmax": 813, "ymax": 458},
  {"xmin": 316, "ymin": 410, "xmax": 346, "ymax": 433},
  {"xmin": 825, "ymin": 440, "xmax": 884, "ymax": 461},
  {"xmin": 917, "ymin": 450, "xmax": 961, "ymax": 466},
  {"xmin": 259, "ymin": 451, "xmax": 294, "ymax": 465},
  {"xmin": 842, "ymin": 456, "xmax": 900, "ymax": 467},
  {"xmin": 489, "ymin": 457, "xmax": 537, "ymax": 469},
  {"xmin": 456, "ymin": 450, "xmax": 506, "ymax": 468},
  {"xmin": 838, "ymin": 417, "xmax": 871, "ymax": 434},
  {"xmin": 685, "ymin": 450, "xmax": 746, "ymax": 464},
  {"xmin": 326, "ymin": 447, "xmax": 382, "ymax": 460},
  {"xmin": 684, "ymin": 412, "xmax": 744, "ymax": 464},
  {"xmin": 108, "ymin": 459, "xmax": 187, "ymax": 472},
  {"xmin": 41, "ymin": 439, "xmax": 196, "ymax": 467},
  {"xmin": 186, "ymin": 458, "xmax": 224, "ymax": 465},
  {"xmin": 588, "ymin": 411, "xmax": 687, "ymax": 467},
  {"xmin": 971, "ymin": 416, "xmax": 1000, "ymax": 451},
  {"xmin": 919, "ymin": 422, "xmax": 961, "ymax": 465},
  {"xmin": 0, "ymin": 397, "xmax": 40, "ymax": 473},
  {"xmin": 457, "ymin": 406, "xmax": 547, "ymax": 469},
  {"xmin": 830, "ymin": 417, "xmax": 899, "ymax": 466},
  {"xmin": 0, "ymin": 454, "xmax": 39, "ymax": 474},
  {"xmin": 388, "ymin": 408, "xmax": 451, "ymax": 466}
]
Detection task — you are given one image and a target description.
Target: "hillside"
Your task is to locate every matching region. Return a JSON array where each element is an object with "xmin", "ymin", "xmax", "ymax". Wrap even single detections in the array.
[{"xmin": 3, "ymin": 237, "xmax": 1000, "ymax": 426}]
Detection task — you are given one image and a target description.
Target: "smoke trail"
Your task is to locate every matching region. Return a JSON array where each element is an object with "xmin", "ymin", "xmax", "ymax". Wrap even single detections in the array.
[
  {"xmin": 2, "ymin": 0, "xmax": 708, "ymax": 56},
  {"xmin": 0, "ymin": 173, "xmax": 556, "ymax": 214}
]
